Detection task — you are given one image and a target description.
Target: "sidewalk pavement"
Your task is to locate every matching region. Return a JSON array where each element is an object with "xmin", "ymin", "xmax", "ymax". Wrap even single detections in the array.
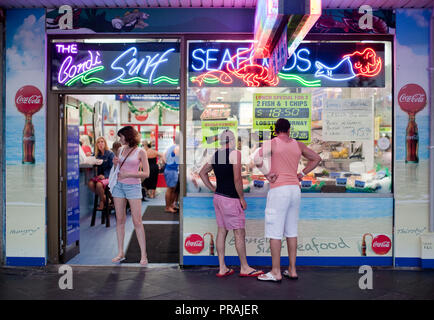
[{"xmin": 1, "ymin": 265, "xmax": 433, "ymax": 300}]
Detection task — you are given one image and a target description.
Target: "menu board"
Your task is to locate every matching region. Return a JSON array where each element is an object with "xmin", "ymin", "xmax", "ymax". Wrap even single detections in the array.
[
  {"xmin": 253, "ymin": 93, "xmax": 311, "ymax": 143},
  {"xmin": 201, "ymin": 120, "xmax": 238, "ymax": 149},
  {"xmin": 66, "ymin": 106, "xmax": 80, "ymax": 245},
  {"xmin": 323, "ymin": 99, "xmax": 373, "ymax": 141}
]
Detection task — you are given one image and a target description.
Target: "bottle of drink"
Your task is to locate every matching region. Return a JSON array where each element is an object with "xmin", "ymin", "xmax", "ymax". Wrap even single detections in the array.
[
  {"xmin": 405, "ymin": 114, "xmax": 419, "ymax": 163},
  {"xmin": 209, "ymin": 237, "xmax": 215, "ymax": 256},
  {"xmin": 22, "ymin": 115, "xmax": 35, "ymax": 164}
]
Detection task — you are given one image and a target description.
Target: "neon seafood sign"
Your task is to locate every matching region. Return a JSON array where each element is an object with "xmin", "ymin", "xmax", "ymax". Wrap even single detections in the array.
[
  {"xmin": 52, "ymin": 42, "xmax": 180, "ymax": 89},
  {"xmin": 188, "ymin": 42, "xmax": 385, "ymax": 88}
]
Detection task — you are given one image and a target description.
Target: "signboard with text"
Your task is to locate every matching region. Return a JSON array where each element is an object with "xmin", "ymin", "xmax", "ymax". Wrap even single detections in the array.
[
  {"xmin": 51, "ymin": 42, "xmax": 180, "ymax": 90},
  {"xmin": 253, "ymin": 93, "xmax": 311, "ymax": 143},
  {"xmin": 189, "ymin": 41, "xmax": 385, "ymax": 88}
]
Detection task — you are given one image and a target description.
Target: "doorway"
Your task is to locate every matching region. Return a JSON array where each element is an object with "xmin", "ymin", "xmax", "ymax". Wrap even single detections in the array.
[{"xmin": 59, "ymin": 93, "xmax": 180, "ymax": 266}]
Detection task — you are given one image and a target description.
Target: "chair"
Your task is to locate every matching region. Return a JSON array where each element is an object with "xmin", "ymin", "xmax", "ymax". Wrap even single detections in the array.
[{"xmin": 90, "ymin": 187, "xmax": 114, "ymax": 227}]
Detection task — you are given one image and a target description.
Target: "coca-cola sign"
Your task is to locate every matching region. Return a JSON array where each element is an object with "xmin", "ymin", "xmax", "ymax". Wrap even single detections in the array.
[
  {"xmin": 398, "ymin": 84, "xmax": 427, "ymax": 115},
  {"xmin": 184, "ymin": 234, "xmax": 204, "ymax": 254},
  {"xmin": 15, "ymin": 85, "xmax": 43, "ymax": 116},
  {"xmin": 371, "ymin": 235, "xmax": 392, "ymax": 255}
]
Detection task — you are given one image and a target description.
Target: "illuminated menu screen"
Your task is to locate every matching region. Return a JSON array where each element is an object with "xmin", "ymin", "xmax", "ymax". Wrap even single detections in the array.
[{"xmin": 51, "ymin": 42, "xmax": 180, "ymax": 90}]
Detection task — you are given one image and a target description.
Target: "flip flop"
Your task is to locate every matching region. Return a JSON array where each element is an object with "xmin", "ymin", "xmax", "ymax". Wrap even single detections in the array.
[
  {"xmin": 282, "ymin": 270, "xmax": 298, "ymax": 280},
  {"xmin": 240, "ymin": 269, "xmax": 264, "ymax": 277},
  {"xmin": 257, "ymin": 272, "xmax": 282, "ymax": 283},
  {"xmin": 111, "ymin": 255, "xmax": 126, "ymax": 263},
  {"xmin": 216, "ymin": 269, "xmax": 235, "ymax": 278}
]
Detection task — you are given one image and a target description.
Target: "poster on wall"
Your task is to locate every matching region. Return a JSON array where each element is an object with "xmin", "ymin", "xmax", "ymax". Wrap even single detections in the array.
[
  {"xmin": 323, "ymin": 99, "xmax": 373, "ymax": 141},
  {"xmin": 183, "ymin": 197, "xmax": 393, "ymax": 265},
  {"xmin": 253, "ymin": 93, "xmax": 311, "ymax": 143},
  {"xmin": 5, "ymin": 9, "xmax": 46, "ymax": 266},
  {"xmin": 394, "ymin": 9, "xmax": 431, "ymax": 266}
]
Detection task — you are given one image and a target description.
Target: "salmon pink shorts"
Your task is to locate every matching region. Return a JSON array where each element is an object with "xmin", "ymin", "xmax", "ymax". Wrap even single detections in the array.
[{"xmin": 213, "ymin": 193, "xmax": 245, "ymax": 230}]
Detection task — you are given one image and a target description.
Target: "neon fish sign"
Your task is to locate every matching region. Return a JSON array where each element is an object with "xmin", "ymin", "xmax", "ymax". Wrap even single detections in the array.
[
  {"xmin": 53, "ymin": 43, "xmax": 180, "ymax": 88},
  {"xmin": 189, "ymin": 42, "xmax": 385, "ymax": 87}
]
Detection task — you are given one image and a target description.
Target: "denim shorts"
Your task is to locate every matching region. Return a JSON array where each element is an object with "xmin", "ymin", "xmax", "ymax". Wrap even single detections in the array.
[
  {"xmin": 164, "ymin": 169, "xmax": 179, "ymax": 188},
  {"xmin": 111, "ymin": 182, "xmax": 142, "ymax": 199}
]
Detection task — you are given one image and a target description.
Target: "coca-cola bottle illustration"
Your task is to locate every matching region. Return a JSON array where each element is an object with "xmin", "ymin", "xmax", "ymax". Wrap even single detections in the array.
[
  {"xmin": 15, "ymin": 86, "xmax": 43, "ymax": 164},
  {"xmin": 398, "ymin": 84, "xmax": 427, "ymax": 164},
  {"xmin": 22, "ymin": 115, "xmax": 35, "ymax": 164},
  {"xmin": 361, "ymin": 233, "xmax": 373, "ymax": 256},
  {"xmin": 405, "ymin": 114, "xmax": 419, "ymax": 163},
  {"xmin": 203, "ymin": 232, "xmax": 215, "ymax": 256}
]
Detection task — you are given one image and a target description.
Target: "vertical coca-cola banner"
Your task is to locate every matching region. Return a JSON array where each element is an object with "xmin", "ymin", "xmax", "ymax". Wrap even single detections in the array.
[
  {"xmin": 4, "ymin": 9, "xmax": 46, "ymax": 266},
  {"xmin": 394, "ymin": 9, "xmax": 431, "ymax": 266}
]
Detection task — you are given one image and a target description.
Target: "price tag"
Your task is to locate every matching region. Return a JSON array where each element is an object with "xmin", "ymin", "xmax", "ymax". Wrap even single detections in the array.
[
  {"xmin": 336, "ymin": 178, "xmax": 347, "ymax": 186},
  {"xmin": 330, "ymin": 172, "xmax": 341, "ymax": 178},
  {"xmin": 301, "ymin": 180, "xmax": 312, "ymax": 188},
  {"xmin": 354, "ymin": 180, "xmax": 366, "ymax": 188}
]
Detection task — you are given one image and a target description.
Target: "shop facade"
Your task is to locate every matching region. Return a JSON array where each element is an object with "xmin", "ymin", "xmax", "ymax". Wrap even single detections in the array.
[{"xmin": 1, "ymin": 6, "xmax": 433, "ymax": 268}]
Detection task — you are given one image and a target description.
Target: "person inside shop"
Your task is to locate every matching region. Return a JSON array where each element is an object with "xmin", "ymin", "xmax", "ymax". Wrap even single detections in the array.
[
  {"xmin": 87, "ymin": 136, "xmax": 115, "ymax": 210},
  {"xmin": 254, "ymin": 118, "xmax": 321, "ymax": 282},
  {"xmin": 142, "ymin": 140, "xmax": 163, "ymax": 199},
  {"xmin": 111, "ymin": 126, "xmax": 150, "ymax": 266},
  {"xmin": 199, "ymin": 129, "xmax": 264, "ymax": 278},
  {"xmin": 111, "ymin": 141, "xmax": 122, "ymax": 157},
  {"xmin": 80, "ymin": 135, "xmax": 92, "ymax": 156},
  {"xmin": 162, "ymin": 134, "xmax": 180, "ymax": 213}
]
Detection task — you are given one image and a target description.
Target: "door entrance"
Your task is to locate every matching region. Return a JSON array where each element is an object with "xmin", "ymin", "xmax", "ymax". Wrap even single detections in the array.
[{"xmin": 59, "ymin": 93, "xmax": 180, "ymax": 265}]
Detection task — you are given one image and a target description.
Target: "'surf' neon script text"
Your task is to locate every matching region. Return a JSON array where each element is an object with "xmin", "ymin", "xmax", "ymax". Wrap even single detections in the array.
[{"xmin": 105, "ymin": 47, "xmax": 175, "ymax": 84}]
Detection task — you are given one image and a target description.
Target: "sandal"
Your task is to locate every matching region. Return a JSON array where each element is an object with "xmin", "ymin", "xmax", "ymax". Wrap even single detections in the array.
[
  {"xmin": 283, "ymin": 270, "xmax": 298, "ymax": 280},
  {"xmin": 240, "ymin": 269, "xmax": 264, "ymax": 277},
  {"xmin": 111, "ymin": 255, "xmax": 125, "ymax": 263},
  {"xmin": 216, "ymin": 269, "xmax": 235, "ymax": 278},
  {"xmin": 257, "ymin": 272, "xmax": 282, "ymax": 282},
  {"xmin": 140, "ymin": 258, "xmax": 148, "ymax": 266}
]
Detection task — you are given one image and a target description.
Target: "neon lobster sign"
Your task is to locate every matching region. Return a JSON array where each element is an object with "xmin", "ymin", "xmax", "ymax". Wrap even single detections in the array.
[{"xmin": 189, "ymin": 42, "xmax": 385, "ymax": 88}]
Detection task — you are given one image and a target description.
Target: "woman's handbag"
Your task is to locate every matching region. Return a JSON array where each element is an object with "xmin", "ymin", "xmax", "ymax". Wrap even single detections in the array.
[{"xmin": 108, "ymin": 146, "xmax": 137, "ymax": 191}]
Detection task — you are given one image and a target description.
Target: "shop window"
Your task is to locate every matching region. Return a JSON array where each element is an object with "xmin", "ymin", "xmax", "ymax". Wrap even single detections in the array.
[{"xmin": 186, "ymin": 40, "xmax": 393, "ymax": 195}]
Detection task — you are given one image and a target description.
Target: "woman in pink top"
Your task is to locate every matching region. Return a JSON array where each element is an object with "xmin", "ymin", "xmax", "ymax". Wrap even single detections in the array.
[
  {"xmin": 254, "ymin": 118, "xmax": 321, "ymax": 282},
  {"xmin": 111, "ymin": 126, "xmax": 150, "ymax": 266}
]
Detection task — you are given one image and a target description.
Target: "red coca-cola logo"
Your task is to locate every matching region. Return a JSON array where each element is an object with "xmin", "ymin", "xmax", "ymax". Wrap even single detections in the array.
[
  {"xmin": 398, "ymin": 84, "xmax": 427, "ymax": 115},
  {"xmin": 15, "ymin": 85, "xmax": 43, "ymax": 116},
  {"xmin": 371, "ymin": 235, "xmax": 391, "ymax": 255},
  {"xmin": 184, "ymin": 234, "xmax": 204, "ymax": 254}
]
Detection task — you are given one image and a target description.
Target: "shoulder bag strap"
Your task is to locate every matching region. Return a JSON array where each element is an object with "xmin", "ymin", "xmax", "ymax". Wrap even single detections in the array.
[{"xmin": 119, "ymin": 147, "xmax": 137, "ymax": 170}]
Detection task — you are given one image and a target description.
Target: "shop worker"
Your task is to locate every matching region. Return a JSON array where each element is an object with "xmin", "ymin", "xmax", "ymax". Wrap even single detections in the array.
[
  {"xmin": 254, "ymin": 118, "xmax": 321, "ymax": 282},
  {"xmin": 199, "ymin": 129, "xmax": 264, "ymax": 278}
]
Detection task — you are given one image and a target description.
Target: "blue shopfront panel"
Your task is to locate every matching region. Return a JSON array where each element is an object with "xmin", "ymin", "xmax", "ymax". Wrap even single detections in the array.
[{"xmin": 182, "ymin": 196, "xmax": 393, "ymax": 266}]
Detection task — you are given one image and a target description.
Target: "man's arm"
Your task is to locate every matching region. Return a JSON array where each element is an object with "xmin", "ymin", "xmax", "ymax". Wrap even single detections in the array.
[
  {"xmin": 297, "ymin": 141, "xmax": 322, "ymax": 179},
  {"xmin": 199, "ymin": 160, "xmax": 216, "ymax": 192},
  {"xmin": 230, "ymin": 150, "xmax": 247, "ymax": 210}
]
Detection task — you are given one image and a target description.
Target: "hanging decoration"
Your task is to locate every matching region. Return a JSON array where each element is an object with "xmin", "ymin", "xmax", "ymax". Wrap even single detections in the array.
[{"xmin": 127, "ymin": 100, "xmax": 179, "ymax": 123}]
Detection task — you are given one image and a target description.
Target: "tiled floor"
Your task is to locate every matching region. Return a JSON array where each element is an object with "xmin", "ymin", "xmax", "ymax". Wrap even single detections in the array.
[{"xmin": 68, "ymin": 189, "xmax": 170, "ymax": 266}]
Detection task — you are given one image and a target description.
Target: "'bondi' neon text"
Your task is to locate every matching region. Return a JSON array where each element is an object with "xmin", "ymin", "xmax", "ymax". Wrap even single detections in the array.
[{"xmin": 58, "ymin": 51, "xmax": 102, "ymax": 84}]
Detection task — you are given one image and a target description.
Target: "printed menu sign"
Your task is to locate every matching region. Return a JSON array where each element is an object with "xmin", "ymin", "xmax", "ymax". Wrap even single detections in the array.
[
  {"xmin": 323, "ymin": 99, "xmax": 373, "ymax": 141},
  {"xmin": 201, "ymin": 120, "xmax": 238, "ymax": 149},
  {"xmin": 253, "ymin": 93, "xmax": 311, "ymax": 143}
]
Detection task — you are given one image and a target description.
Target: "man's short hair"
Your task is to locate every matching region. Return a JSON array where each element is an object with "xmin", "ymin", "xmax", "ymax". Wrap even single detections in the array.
[
  {"xmin": 275, "ymin": 118, "xmax": 291, "ymax": 134},
  {"xmin": 219, "ymin": 129, "xmax": 235, "ymax": 146}
]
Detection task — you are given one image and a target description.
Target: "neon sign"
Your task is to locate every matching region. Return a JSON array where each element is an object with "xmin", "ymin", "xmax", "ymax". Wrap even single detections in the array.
[
  {"xmin": 51, "ymin": 42, "xmax": 180, "ymax": 90},
  {"xmin": 188, "ymin": 42, "xmax": 385, "ymax": 88}
]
